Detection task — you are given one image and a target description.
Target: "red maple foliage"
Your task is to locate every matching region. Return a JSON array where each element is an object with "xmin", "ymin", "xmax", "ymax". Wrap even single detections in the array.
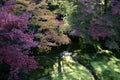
[{"xmin": 0, "ymin": 0, "xmax": 39, "ymax": 79}]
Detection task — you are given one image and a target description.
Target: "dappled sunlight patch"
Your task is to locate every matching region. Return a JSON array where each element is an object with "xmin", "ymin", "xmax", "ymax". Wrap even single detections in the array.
[
  {"xmin": 91, "ymin": 56, "xmax": 120, "ymax": 80},
  {"xmin": 51, "ymin": 56, "xmax": 94, "ymax": 80}
]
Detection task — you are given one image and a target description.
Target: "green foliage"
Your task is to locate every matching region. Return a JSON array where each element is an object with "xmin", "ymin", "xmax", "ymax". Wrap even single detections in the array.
[
  {"xmin": 27, "ymin": 55, "xmax": 94, "ymax": 80},
  {"xmin": 48, "ymin": 0, "xmax": 120, "ymax": 54},
  {"xmin": 51, "ymin": 56, "xmax": 94, "ymax": 80},
  {"xmin": 10, "ymin": 0, "xmax": 120, "ymax": 80},
  {"xmin": 91, "ymin": 57, "xmax": 120, "ymax": 80},
  {"xmin": 48, "ymin": 0, "xmax": 78, "ymax": 26},
  {"xmin": 75, "ymin": 49, "xmax": 120, "ymax": 80},
  {"xmin": 26, "ymin": 50, "xmax": 120, "ymax": 80}
]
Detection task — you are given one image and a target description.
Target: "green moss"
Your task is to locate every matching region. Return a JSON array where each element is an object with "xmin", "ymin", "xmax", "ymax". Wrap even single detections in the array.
[{"xmin": 91, "ymin": 56, "xmax": 120, "ymax": 80}]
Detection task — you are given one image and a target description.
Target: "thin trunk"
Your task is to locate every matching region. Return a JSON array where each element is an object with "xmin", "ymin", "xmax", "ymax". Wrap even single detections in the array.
[{"xmin": 104, "ymin": 0, "xmax": 108, "ymax": 14}]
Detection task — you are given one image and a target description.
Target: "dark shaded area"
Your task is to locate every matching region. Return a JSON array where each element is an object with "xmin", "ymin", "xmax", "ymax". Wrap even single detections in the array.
[
  {"xmin": 0, "ymin": 0, "xmax": 5, "ymax": 5},
  {"xmin": 0, "ymin": 63, "xmax": 10, "ymax": 80},
  {"xmin": 47, "ymin": 3, "xmax": 59, "ymax": 11},
  {"xmin": 34, "ymin": 0, "xmax": 42, "ymax": 4},
  {"xmin": 55, "ymin": 13, "xmax": 64, "ymax": 21}
]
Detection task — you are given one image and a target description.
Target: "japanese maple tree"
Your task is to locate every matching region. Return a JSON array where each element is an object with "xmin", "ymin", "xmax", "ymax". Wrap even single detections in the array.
[{"xmin": 0, "ymin": 0, "xmax": 39, "ymax": 79}]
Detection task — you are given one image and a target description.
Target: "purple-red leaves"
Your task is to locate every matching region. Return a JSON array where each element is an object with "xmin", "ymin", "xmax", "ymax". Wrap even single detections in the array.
[{"xmin": 0, "ymin": 0, "xmax": 39, "ymax": 79}]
